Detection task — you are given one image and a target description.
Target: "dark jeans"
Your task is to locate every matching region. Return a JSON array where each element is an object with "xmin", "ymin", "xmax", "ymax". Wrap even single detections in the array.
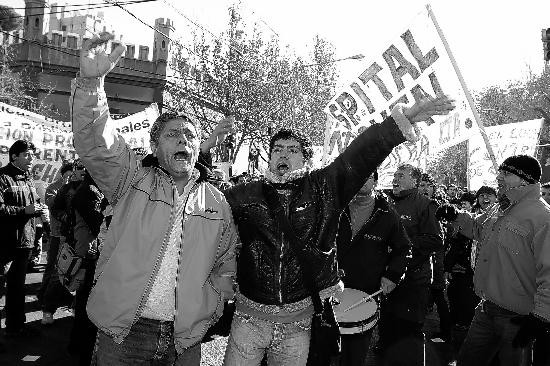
[
  {"xmin": 69, "ymin": 258, "xmax": 97, "ymax": 366},
  {"xmin": 533, "ymin": 330, "xmax": 550, "ymax": 366},
  {"xmin": 377, "ymin": 309, "xmax": 425, "ymax": 365},
  {"xmin": 38, "ymin": 236, "xmax": 60, "ymax": 301},
  {"xmin": 41, "ymin": 237, "xmax": 72, "ymax": 313},
  {"xmin": 457, "ymin": 301, "xmax": 532, "ymax": 366},
  {"xmin": 30, "ymin": 225, "xmax": 44, "ymax": 265},
  {"xmin": 338, "ymin": 330, "xmax": 373, "ymax": 366},
  {"xmin": 96, "ymin": 317, "xmax": 201, "ymax": 365},
  {"xmin": 2, "ymin": 248, "xmax": 32, "ymax": 331},
  {"xmin": 447, "ymin": 273, "xmax": 479, "ymax": 328},
  {"xmin": 430, "ymin": 288, "xmax": 451, "ymax": 336}
]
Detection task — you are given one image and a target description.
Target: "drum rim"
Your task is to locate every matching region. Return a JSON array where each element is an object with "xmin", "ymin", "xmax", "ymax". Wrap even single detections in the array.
[{"xmin": 338, "ymin": 312, "xmax": 379, "ymax": 328}]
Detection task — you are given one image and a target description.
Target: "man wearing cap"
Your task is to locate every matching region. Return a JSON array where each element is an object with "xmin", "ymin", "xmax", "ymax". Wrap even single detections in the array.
[{"xmin": 436, "ymin": 154, "xmax": 550, "ymax": 366}]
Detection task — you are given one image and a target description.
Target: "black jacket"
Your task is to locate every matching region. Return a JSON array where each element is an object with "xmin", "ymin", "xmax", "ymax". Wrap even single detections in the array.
[
  {"xmin": 337, "ymin": 193, "xmax": 412, "ymax": 294},
  {"xmin": 225, "ymin": 117, "xmax": 406, "ymax": 305},
  {"xmin": 391, "ymin": 188, "xmax": 443, "ymax": 283},
  {"xmin": 0, "ymin": 163, "xmax": 40, "ymax": 260}
]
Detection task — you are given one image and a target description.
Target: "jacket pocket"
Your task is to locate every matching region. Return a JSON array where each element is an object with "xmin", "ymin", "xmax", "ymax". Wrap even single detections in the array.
[{"xmin": 497, "ymin": 219, "xmax": 529, "ymax": 255}]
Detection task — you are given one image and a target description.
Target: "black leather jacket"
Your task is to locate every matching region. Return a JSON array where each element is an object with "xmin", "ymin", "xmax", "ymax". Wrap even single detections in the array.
[{"xmin": 225, "ymin": 117, "xmax": 406, "ymax": 305}]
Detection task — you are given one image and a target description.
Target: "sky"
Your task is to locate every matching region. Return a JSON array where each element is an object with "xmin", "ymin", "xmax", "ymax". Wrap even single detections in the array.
[{"xmin": 5, "ymin": 0, "xmax": 550, "ymax": 93}]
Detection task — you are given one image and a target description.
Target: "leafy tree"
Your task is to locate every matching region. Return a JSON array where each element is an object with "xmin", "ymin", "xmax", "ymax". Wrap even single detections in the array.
[
  {"xmin": 165, "ymin": 5, "xmax": 338, "ymax": 164},
  {"xmin": 425, "ymin": 68, "xmax": 550, "ymax": 189}
]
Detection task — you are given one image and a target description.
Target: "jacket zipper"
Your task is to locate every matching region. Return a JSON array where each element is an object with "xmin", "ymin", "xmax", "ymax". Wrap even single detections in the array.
[
  {"xmin": 278, "ymin": 193, "xmax": 291, "ymax": 303},
  {"xmin": 131, "ymin": 172, "xmax": 177, "ymax": 331},
  {"xmin": 173, "ymin": 181, "xmax": 197, "ymax": 329}
]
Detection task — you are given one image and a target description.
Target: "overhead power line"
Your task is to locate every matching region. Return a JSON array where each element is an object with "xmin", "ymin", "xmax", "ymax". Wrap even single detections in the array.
[
  {"xmin": 9, "ymin": 0, "xmax": 156, "ymax": 11},
  {"xmin": 159, "ymin": 0, "xmax": 243, "ymax": 57}
]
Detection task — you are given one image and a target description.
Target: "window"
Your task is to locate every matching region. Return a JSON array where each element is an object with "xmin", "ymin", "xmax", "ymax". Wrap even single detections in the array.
[
  {"xmin": 25, "ymin": 17, "xmax": 29, "ymax": 26},
  {"xmin": 61, "ymin": 25, "xmax": 67, "ymax": 31},
  {"xmin": 67, "ymin": 36, "xmax": 77, "ymax": 49},
  {"xmin": 52, "ymin": 33, "xmax": 62, "ymax": 46},
  {"xmin": 161, "ymin": 40, "xmax": 166, "ymax": 49},
  {"xmin": 70, "ymin": 24, "xmax": 74, "ymax": 31},
  {"xmin": 34, "ymin": 18, "xmax": 39, "ymax": 28},
  {"xmin": 62, "ymin": 36, "xmax": 66, "ymax": 43}
]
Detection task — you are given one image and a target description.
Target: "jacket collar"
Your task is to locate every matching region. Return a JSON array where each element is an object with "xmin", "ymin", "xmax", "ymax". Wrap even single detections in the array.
[
  {"xmin": 142, "ymin": 154, "xmax": 210, "ymax": 183},
  {"xmin": 500, "ymin": 183, "xmax": 541, "ymax": 208},
  {"xmin": 392, "ymin": 187, "xmax": 418, "ymax": 201},
  {"xmin": 264, "ymin": 166, "xmax": 310, "ymax": 184},
  {"xmin": 6, "ymin": 162, "xmax": 30, "ymax": 180}
]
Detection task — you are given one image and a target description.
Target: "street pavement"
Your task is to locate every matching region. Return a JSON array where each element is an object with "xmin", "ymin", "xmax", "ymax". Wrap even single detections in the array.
[{"xmin": 0, "ymin": 254, "xmax": 462, "ymax": 366}]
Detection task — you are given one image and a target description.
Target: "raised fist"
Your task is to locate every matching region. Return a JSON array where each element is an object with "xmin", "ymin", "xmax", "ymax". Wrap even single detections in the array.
[{"xmin": 80, "ymin": 32, "xmax": 125, "ymax": 78}]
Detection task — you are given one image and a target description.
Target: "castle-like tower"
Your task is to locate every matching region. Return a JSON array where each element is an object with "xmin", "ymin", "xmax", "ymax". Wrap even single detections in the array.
[
  {"xmin": 152, "ymin": 18, "xmax": 174, "ymax": 62},
  {"xmin": 23, "ymin": 0, "xmax": 50, "ymax": 41}
]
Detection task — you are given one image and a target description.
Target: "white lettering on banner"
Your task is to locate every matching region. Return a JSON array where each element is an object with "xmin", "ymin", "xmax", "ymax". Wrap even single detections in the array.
[
  {"xmin": 0, "ymin": 102, "xmax": 159, "ymax": 184},
  {"xmin": 467, "ymin": 119, "xmax": 542, "ymax": 190},
  {"xmin": 321, "ymin": 7, "xmax": 479, "ymax": 188}
]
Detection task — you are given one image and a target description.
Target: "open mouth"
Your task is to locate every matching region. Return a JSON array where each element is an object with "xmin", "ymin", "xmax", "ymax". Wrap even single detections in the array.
[
  {"xmin": 276, "ymin": 162, "xmax": 289, "ymax": 174},
  {"xmin": 173, "ymin": 151, "xmax": 190, "ymax": 161}
]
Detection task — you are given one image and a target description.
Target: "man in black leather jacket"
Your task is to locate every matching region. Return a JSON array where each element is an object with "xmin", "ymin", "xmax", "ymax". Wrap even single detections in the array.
[{"xmin": 216, "ymin": 98, "xmax": 454, "ymax": 366}]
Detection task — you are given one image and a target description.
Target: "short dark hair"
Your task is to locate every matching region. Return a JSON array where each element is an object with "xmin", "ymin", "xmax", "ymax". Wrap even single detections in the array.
[
  {"xmin": 60, "ymin": 160, "xmax": 75, "ymax": 176},
  {"xmin": 269, "ymin": 129, "xmax": 313, "ymax": 161},
  {"xmin": 9, "ymin": 140, "xmax": 36, "ymax": 161},
  {"xmin": 149, "ymin": 112, "xmax": 202, "ymax": 146},
  {"xmin": 397, "ymin": 164, "xmax": 422, "ymax": 186}
]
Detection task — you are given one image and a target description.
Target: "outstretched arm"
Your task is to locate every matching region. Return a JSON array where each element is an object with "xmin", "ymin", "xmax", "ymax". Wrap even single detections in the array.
[{"xmin": 71, "ymin": 32, "xmax": 137, "ymax": 205}]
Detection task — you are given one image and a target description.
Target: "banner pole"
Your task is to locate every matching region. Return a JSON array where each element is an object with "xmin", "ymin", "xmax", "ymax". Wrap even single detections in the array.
[{"xmin": 426, "ymin": 4, "xmax": 499, "ymax": 171}]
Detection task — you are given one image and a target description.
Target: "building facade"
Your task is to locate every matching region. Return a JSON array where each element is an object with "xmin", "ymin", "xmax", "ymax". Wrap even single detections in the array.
[{"xmin": 4, "ymin": 0, "xmax": 173, "ymax": 121}]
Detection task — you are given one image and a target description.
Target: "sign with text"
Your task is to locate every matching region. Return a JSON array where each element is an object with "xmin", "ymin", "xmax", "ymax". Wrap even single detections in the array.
[
  {"xmin": 468, "ymin": 119, "xmax": 542, "ymax": 190},
  {"xmin": 322, "ymin": 7, "xmax": 479, "ymax": 188},
  {"xmin": 0, "ymin": 102, "xmax": 158, "ymax": 184}
]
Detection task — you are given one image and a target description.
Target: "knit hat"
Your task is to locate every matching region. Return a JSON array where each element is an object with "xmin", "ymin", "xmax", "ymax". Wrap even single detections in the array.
[
  {"xmin": 498, "ymin": 155, "xmax": 541, "ymax": 184},
  {"xmin": 475, "ymin": 185, "xmax": 497, "ymax": 198}
]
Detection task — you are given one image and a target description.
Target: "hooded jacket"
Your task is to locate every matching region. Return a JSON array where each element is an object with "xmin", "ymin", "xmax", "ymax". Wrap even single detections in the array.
[
  {"xmin": 70, "ymin": 77, "xmax": 238, "ymax": 352},
  {"xmin": 455, "ymin": 183, "xmax": 550, "ymax": 321}
]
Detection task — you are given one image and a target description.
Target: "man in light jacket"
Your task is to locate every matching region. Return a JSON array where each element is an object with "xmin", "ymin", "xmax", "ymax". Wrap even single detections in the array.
[
  {"xmin": 437, "ymin": 154, "xmax": 550, "ymax": 366},
  {"xmin": 71, "ymin": 32, "xmax": 238, "ymax": 365}
]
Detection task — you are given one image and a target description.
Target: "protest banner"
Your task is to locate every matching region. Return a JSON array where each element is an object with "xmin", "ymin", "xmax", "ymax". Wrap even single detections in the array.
[
  {"xmin": 0, "ymin": 102, "xmax": 159, "ymax": 184},
  {"xmin": 468, "ymin": 119, "xmax": 543, "ymax": 190},
  {"xmin": 322, "ymin": 5, "xmax": 489, "ymax": 188}
]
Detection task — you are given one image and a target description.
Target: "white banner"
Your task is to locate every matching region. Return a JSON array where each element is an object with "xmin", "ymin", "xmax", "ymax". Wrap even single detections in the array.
[
  {"xmin": 322, "ymin": 7, "xmax": 480, "ymax": 188},
  {"xmin": 0, "ymin": 102, "xmax": 159, "ymax": 184},
  {"xmin": 468, "ymin": 119, "xmax": 542, "ymax": 190}
]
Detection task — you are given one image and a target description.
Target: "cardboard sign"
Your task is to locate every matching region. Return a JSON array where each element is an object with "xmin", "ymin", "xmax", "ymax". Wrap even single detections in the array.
[{"xmin": 468, "ymin": 119, "xmax": 542, "ymax": 190}]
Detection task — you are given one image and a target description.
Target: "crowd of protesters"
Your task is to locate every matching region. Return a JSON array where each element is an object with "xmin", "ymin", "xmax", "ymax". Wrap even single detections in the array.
[{"xmin": 0, "ymin": 31, "xmax": 549, "ymax": 366}]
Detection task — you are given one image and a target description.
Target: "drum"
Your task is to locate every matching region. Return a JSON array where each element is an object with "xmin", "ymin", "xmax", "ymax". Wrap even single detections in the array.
[{"xmin": 333, "ymin": 288, "xmax": 379, "ymax": 335}]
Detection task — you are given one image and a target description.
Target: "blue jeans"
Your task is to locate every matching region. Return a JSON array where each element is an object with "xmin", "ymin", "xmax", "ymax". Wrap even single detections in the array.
[
  {"xmin": 223, "ymin": 310, "xmax": 311, "ymax": 366},
  {"xmin": 457, "ymin": 301, "xmax": 532, "ymax": 366},
  {"xmin": 96, "ymin": 317, "xmax": 201, "ymax": 366}
]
